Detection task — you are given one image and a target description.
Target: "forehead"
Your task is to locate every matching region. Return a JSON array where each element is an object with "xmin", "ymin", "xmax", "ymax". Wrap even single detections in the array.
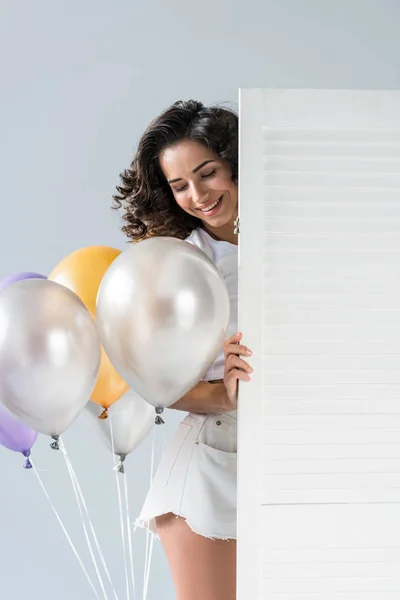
[{"xmin": 160, "ymin": 140, "xmax": 218, "ymax": 178}]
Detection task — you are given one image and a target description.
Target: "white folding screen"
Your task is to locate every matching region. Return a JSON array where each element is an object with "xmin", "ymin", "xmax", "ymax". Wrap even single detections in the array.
[{"xmin": 238, "ymin": 89, "xmax": 400, "ymax": 600}]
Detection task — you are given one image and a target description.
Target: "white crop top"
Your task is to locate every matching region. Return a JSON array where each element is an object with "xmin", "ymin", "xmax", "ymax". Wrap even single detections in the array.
[{"xmin": 185, "ymin": 227, "xmax": 238, "ymax": 383}]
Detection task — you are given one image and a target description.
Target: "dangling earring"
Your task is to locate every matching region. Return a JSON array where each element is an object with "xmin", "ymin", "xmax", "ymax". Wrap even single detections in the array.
[{"xmin": 233, "ymin": 216, "xmax": 240, "ymax": 235}]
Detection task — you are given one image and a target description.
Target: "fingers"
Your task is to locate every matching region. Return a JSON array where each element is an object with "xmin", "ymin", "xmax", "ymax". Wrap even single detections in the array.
[
  {"xmin": 226, "ymin": 368, "xmax": 251, "ymax": 383},
  {"xmin": 224, "ymin": 332, "xmax": 252, "ymax": 359},
  {"xmin": 224, "ymin": 333, "xmax": 253, "ymax": 392},
  {"xmin": 224, "ymin": 343, "xmax": 252, "ymax": 358},
  {"xmin": 227, "ymin": 332, "xmax": 242, "ymax": 344},
  {"xmin": 226, "ymin": 354, "xmax": 253, "ymax": 375}
]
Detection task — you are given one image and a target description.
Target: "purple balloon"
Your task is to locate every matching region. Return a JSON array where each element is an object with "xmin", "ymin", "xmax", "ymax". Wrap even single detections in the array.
[
  {"xmin": 0, "ymin": 404, "xmax": 38, "ymax": 468},
  {"xmin": 0, "ymin": 271, "xmax": 46, "ymax": 292}
]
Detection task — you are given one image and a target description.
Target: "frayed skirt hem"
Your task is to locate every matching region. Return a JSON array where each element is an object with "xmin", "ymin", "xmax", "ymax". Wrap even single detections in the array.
[{"xmin": 134, "ymin": 513, "xmax": 236, "ymax": 542}]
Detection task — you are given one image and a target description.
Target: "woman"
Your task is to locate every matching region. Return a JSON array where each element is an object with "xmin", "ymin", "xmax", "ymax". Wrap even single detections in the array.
[{"xmin": 113, "ymin": 100, "xmax": 253, "ymax": 600}]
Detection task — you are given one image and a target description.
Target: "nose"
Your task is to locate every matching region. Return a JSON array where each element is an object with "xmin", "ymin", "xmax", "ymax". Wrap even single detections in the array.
[{"xmin": 191, "ymin": 182, "xmax": 208, "ymax": 206}]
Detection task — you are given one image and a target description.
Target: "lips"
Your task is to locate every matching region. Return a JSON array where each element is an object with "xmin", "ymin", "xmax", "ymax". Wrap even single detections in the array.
[{"xmin": 198, "ymin": 195, "xmax": 223, "ymax": 213}]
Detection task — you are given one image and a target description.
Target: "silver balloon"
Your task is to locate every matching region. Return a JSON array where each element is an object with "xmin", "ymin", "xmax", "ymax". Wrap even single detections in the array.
[
  {"xmin": 96, "ymin": 237, "xmax": 230, "ymax": 410},
  {"xmin": 85, "ymin": 388, "xmax": 155, "ymax": 469},
  {"xmin": 0, "ymin": 279, "xmax": 101, "ymax": 436}
]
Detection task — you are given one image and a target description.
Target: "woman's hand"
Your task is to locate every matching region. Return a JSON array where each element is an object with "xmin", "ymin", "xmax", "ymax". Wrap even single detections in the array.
[{"xmin": 223, "ymin": 332, "xmax": 253, "ymax": 409}]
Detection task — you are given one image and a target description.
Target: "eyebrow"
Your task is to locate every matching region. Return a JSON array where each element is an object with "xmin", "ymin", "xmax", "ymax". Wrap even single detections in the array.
[{"xmin": 167, "ymin": 160, "xmax": 216, "ymax": 184}]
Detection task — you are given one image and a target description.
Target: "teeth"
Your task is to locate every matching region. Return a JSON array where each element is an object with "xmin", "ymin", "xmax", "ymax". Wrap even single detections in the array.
[{"xmin": 200, "ymin": 197, "xmax": 221, "ymax": 212}]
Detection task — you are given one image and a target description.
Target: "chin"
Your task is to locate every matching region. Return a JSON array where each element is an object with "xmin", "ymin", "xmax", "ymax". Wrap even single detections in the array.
[
  {"xmin": 205, "ymin": 217, "xmax": 232, "ymax": 229},
  {"xmin": 212, "ymin": 209, "xmax": 235, "ymax": 226}
]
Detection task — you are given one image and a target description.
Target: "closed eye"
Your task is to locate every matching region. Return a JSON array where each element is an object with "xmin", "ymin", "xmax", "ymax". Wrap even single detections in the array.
[
  {"xmin": 173, "ymin": 170, "xmax": 216, "ymax": 193},
  {"xmin": 201, "ymin": 169, "xmax": 216, "ymax": 179},
  {"xmin": 174, "ymin": 183, "xmax": 188, "ymax": 193}
]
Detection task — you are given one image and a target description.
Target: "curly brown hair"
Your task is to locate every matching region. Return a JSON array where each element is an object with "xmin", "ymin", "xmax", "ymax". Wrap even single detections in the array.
[{"xmin": 113, "ymin": 99, "xmax": 238, "ymax": 241}]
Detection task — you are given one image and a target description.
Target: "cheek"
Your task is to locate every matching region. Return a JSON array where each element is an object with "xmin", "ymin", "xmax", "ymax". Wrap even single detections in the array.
[
  {"xmin": 173, "ymin": 193, "xmax": 191, "ymax": 212},
  {"xmin": 215, "ymin": 172, "xmax": 236, "ymax": 192}
]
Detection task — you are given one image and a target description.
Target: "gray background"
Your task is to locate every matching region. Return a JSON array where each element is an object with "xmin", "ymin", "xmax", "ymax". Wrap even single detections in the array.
[{"xmin": 1, "ymin": 1, "xmax": 399, "ymax": 598}]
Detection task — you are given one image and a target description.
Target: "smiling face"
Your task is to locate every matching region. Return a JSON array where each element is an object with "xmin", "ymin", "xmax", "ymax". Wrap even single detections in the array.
[{"xmin": 159, "ymin": 139, "xmax": 238, "ymax": 242}]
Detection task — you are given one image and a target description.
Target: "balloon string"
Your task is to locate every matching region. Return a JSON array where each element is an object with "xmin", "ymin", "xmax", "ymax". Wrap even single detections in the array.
[
  {"xmin": 30, "ymin": 458, "xmax": 101, "ymax": 599},
  {"xmin": 143, "ymin": 536, "xmax": 154, "ymax": 600},
  {"xmin": 142, "ymin": 422, "xmax": 157, "ymax": 600},
  {"xmin": 60, "ymin": 439, "xmax": 119, "ymax": 600},
  {"xmin": 62, "ymin": 440, "xmax": 118, "ymax": 600},
  {"xmin": 123, "ymin": 471, "xmax": 136, "ymax": 599},
  {"xmin": 61, "ymin": 443, "xmax": 109, "ymax": 600},
  {"xmin": 109, "ymin": 418, "xmax": 131, "ymax": 600}
]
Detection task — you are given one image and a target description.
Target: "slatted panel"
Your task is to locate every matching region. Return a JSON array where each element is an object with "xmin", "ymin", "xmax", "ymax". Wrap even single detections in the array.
[
  {"xmin": 261, "ymin": 126, "xmax": 400, "ymax": 506},
  {"xmin": 260, "ymin": 504, "xmax": 400, "ymax": 599},
  {"xmin": 238, "ymin": 89, "xmax": 400, "ymax": 600}
]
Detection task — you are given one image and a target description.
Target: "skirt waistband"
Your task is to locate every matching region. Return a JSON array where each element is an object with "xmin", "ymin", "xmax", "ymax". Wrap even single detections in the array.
[{"xmin": 183, "ymin": 411, "xmax": 237, "ymax": 429}]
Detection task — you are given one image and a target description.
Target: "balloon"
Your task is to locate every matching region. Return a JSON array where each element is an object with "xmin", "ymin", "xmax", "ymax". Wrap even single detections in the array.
[
  {"xmin": 96, "ymin": 237, "xmax": 230, "ymax": 412},
  {"xmin": 0, "ymin": 279, "xmax": 101, "ymax": 442},
  {"xmin": 0, "ymin": 403, "xmax": 38, "ymax": 468},
  {"xmin": 85, "ymin": 389, "xmax": 154, "ymax": 472},
  {"xmin": 0, "ymin": 271, "xmax": 46, "ymax": 291},
  {"xmin": 49, "ymin": 246, "xmax": 128, "ymax": 412},
  {"xmin": 0, "ymin": 271, "xmax": 45, "ymax": 461}
]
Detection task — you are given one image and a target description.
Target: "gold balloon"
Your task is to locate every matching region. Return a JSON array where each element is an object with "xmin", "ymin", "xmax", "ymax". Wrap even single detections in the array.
[{"xmin": 49, "ymin": 246, "xmax": 129, "ymax": 412}]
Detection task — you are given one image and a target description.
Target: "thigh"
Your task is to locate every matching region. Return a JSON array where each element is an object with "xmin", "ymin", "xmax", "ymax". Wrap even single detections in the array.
[{"xmin": 155, "ymin": 513, "xmax": 236, "ymax": 600}]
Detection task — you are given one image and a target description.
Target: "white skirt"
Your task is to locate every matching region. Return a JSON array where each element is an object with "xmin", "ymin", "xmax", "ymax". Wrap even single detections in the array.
[{"xmin": 135, "ymin": 411, "xmax": 237, "ymax": 540}]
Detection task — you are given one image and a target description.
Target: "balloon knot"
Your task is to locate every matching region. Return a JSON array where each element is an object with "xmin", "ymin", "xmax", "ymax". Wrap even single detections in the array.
[
  {"xmin": 99, "ymin": 408, "xmax": 109, "ymax": 420},
  {"xmin": 116, "ymin": 453, "xmax": 126, "ymax": 474},
  {"xmin": 50, "ymin": 435, "xmax": 60, "ymax": 451},
  {"xmin": 155, "ymin": 407, "xmax": 164, "ymax": 425},
  {"xmin": 22, "ymin": 450, "xmax": 32, "ymax": 469}
]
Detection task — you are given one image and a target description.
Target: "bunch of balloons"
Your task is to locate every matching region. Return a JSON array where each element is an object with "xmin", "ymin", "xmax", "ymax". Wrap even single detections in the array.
[{"xmin": 0, "ymin": 238, "xmax": 230, "ymax": 467}]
